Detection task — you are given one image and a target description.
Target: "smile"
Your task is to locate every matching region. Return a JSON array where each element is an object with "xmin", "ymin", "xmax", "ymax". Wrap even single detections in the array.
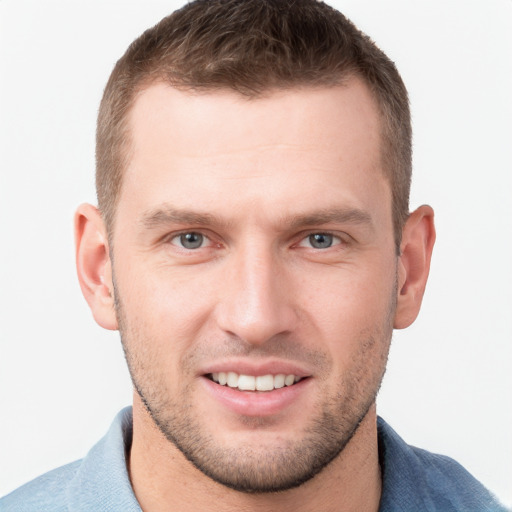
[{"xmin": 209, "ymin": 372, "xmax": 303, "ymax": 392}]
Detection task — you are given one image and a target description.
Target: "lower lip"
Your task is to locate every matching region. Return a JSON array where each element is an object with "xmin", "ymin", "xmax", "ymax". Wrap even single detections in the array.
[{"xmin": 201, "ymin": 376, "xmax": 310, "ymax": 417}]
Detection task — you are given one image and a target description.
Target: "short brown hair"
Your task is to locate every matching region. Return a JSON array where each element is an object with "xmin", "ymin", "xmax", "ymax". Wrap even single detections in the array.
[{"xmin": 96, "ymin": 0, "xmax": 411, "ymax": 250}]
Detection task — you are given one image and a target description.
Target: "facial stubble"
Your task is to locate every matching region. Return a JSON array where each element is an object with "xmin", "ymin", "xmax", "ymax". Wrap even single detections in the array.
[{"xmin": 113, "ymin": 276, "xmax": 395, "ymax": 494}]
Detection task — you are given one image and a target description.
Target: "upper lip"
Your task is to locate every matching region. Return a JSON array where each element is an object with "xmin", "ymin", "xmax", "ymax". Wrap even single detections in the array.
[{"xmin": 199, "ymin": 359, "xmax": 312, "ymax": 378}]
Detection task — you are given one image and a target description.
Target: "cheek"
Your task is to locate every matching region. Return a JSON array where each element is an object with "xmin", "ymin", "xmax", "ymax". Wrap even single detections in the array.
[
  {"xmin": 296, "ymin": 260, "xmax": 396, "ymax": 353},
  {"xmin": 115, "ymin": 260, "xmax": 218, "ymax": 357},
  {"xmin": 118, "ymin": 254, "xmax": 209, "ymax": 313}
]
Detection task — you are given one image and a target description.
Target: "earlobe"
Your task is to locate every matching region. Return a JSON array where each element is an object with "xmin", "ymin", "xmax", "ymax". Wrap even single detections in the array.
[
  {"xmin": 74, "ymin": 203, "xmax": 118, "ymax": 330},
  {"xmin": 394, "ymin": 205, "xmax": 436, "ymax": 329}
]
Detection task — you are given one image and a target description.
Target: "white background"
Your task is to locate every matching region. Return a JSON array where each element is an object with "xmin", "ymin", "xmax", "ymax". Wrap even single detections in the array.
[{"xmin": 1, "ymin": 0, "xmax": 511, "ymax": 506}]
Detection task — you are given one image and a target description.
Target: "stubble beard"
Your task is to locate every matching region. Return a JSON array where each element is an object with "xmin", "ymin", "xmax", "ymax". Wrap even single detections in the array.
[{"xmin": 114, "ymin": 283, "xmax": 395, "ymax": 494}]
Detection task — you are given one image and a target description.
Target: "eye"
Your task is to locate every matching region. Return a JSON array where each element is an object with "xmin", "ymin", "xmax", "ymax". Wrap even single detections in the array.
[
  {"xmin": 171, "ymin": 232, "xmax": 209, "ymax": 250},
  {"xmin": 299, "ymin": 233, "xmax": 342, "ymax": 249}
]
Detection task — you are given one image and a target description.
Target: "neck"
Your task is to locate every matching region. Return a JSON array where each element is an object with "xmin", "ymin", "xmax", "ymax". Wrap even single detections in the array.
[{"xmin": 129, "ymin": 394, "xmax": 382, "ymax": 512}]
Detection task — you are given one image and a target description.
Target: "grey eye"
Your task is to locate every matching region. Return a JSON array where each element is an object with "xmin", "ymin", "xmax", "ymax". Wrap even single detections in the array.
[
  {"xmin": 308, "ymin": 233, "xmax": 333, "ymax": 249},
  {"xmin": 179, "ymin": 232, "xmax": 204, "ymax": 249}
]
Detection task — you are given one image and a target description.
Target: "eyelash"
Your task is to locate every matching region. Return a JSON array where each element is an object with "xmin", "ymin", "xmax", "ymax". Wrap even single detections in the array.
[
  {"xmin": 167, "ymin": 230, "xmax": 346, "ymax": 251},
  {"xmin": 297, "ymin": 232, "xmax": 344, "ymax": 250},
  {"xmin": 169, "ymin": 231, "xmax": 213, "ymax": 250}
]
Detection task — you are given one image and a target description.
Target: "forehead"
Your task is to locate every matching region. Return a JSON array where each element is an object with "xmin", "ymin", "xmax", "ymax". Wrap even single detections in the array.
[
  {"xmin": 127, "ymin": 79, "xmax": 382, "ymax": 162},
  {"xmin": 118, "ymin": 81, "xmax": 389, "ymax": 229}
]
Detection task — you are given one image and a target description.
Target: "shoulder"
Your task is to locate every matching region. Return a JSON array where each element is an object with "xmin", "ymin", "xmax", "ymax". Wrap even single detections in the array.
[
  {"xmin": 0, "ymin": 407, "xmax": 139, "ymax": 512},
  {"xmin": 377, "ymin": 417, "xmax": 507, "ymax": 511},
  {"xmin": 0, "ymin": 460, "xmax": 81, "ymax": 512}
]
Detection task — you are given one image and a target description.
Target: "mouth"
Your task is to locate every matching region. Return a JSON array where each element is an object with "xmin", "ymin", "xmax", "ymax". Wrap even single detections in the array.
[
  {"xmin": 201, "ymin": 367, "xmax": 312, "ymax": 416},
  {"xmin": 207, "ymin": 372, "xmax": 305, "ymax": 392}
]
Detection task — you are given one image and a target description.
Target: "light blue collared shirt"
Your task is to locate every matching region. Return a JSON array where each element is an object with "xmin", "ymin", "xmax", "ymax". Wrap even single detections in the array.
[{"xmin": 1, "ymin": 407, "xmax": 506, "ymax": 511}]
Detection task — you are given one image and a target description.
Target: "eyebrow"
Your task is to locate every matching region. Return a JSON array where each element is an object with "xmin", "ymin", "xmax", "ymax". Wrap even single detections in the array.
[
  {"xmin": 140, "ymin": 206, "xmax": 231, "ymax": 230},
  {"xmin": 284, "ymin": 207, "xmax": 374, "ymax": 231},
  {"xmin": 140, "ymin": 205, "xmax": 373, "ymax": 232}
]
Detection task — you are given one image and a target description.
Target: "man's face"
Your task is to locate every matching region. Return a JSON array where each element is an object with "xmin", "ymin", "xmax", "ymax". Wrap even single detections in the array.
[{"xmin": 111, "ymin": 80, "xmax": 398, "ymax": 492}]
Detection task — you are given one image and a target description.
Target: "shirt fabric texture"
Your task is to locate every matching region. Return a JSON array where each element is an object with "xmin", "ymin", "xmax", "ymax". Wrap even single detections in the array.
[{"xmin": 1, "ymin": 407, "xmax": 506, "ymax": 511}]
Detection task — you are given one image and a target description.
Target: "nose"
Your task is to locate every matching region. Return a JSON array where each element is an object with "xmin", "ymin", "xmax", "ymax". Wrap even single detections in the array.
[{"xmin": 215, "ymin": 241, "xmax": 298, "ymax": 346}]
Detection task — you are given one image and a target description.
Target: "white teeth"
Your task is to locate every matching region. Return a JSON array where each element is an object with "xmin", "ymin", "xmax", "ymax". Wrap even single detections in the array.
[
  {"xmin": 284, "ymin": 374, "xmax": 295, "ymax": 386},
  {"xmin": 256, "ymin": 374, "xmax": 274, "ymax": 391},
  {"xmin": 227, "ymin": 372, "xmax": 239, "ymax": 388},
  {"xmin": 238, "ymin": 375, "xmax": 256, "ymax": 391},
  {"xmin": 274, "ymin": 374, "xmax": 285, "ymax": 389},
  {"xmin": 210, "ymin": 372, "xmax": 302, "ymax": 391}
]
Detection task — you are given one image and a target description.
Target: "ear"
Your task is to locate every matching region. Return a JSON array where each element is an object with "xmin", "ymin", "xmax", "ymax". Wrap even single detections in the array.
[
  {"xmin": 74, "ymin": 203, "xmax": 118, "ymax": 330},
  {"xmin": 394, "ymin": 205, "xmax": 436, "ymax": 329}
]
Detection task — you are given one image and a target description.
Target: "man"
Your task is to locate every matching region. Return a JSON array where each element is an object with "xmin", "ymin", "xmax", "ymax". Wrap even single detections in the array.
[{"xmin": 1, "ymin": 0, "xmax": 507, "ymax": 510}]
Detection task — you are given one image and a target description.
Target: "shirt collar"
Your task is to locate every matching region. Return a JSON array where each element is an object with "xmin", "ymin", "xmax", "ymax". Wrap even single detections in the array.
[{"xmin": 67, "ymin": 407, "xmax": 141, "ymax": 511}]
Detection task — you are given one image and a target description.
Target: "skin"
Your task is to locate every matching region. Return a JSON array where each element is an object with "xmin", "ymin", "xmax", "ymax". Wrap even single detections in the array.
[{"xmin": 75, "ymin": 78, "xmax": 435, "ymax": 512}]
